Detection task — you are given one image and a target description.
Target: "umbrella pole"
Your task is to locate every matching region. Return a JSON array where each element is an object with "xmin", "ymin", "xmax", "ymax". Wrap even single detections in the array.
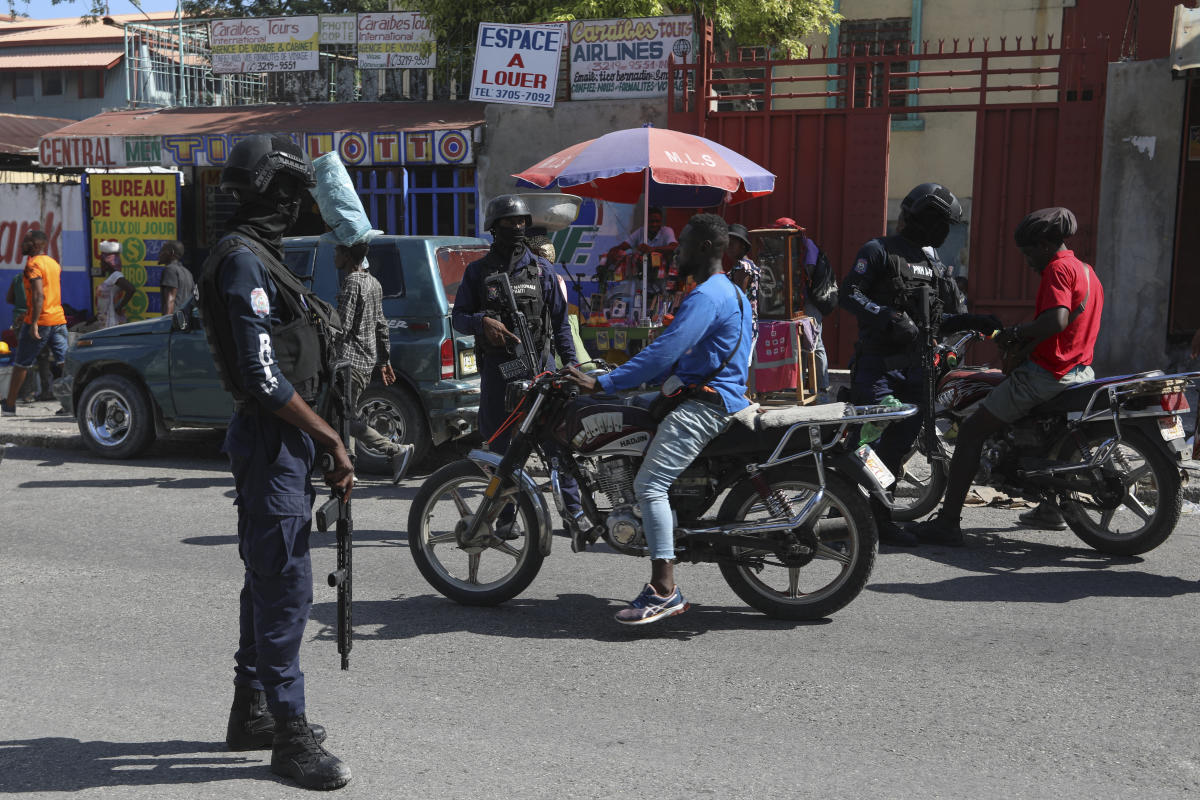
[{"xmin": 642, "ymin": 169, "xmax": 650, "ymax": 326}]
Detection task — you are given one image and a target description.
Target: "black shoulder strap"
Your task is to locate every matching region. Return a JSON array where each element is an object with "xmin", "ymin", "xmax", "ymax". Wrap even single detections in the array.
[
  {"xmin": 225, "ymin": 234, "xmax": 342, "ymax": 333},
  {"xmin": 1068, "ymin": 264, "xmax": 1091, "ymax": 324}
]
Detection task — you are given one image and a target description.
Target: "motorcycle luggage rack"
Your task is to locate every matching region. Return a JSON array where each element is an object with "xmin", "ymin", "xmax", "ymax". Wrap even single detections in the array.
[
  {"xmin": 1074, "ymin": 370, "xmax": 1200, "ymax": 430},
  {"xmin": 756, "ymin": 403, "xmax": 920, "ymax": 470}
]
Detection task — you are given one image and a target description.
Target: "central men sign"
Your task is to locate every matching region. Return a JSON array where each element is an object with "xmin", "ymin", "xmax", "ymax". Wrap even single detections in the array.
[{"xmin": 470, "ymin": 22, "xmax": 565, "ymax": 108}]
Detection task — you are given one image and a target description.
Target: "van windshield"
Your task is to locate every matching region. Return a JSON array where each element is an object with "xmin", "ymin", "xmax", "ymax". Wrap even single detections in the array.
[{"xmin": 436, "ymin": 246, "xmax": 489, "ymax": 306}]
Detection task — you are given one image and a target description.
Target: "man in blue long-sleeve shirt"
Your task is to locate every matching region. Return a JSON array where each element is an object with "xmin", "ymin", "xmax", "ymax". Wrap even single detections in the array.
[
  {"xmin": 569, "ymin": 214, "xmax": 752, "ymax": 625},
  {"xmin": 452, "ymin": 195, "xmax": 582, "ymax": 538}
]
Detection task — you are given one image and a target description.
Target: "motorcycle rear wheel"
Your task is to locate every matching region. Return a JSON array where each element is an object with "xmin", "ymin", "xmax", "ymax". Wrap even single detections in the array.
[
  {"xmin": 408, "ymin": 459, "xmax": 545, "ymax": 606},
  {"xmin": 890, "ymin": 413, "xmax": 954, "ymax": 522},
  {"xmin": 1059, "ymin": 428, "xmax": 1182, "ymax": 556},
  {"xmin": 716, "ymin": 468, "xmax": 877, "ymax": 620}
]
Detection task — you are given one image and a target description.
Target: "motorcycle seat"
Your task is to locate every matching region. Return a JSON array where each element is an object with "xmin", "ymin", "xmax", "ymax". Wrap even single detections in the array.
[
  {"xmin": 1029, "ymin": 370, "xmax": 1165, "ymax": 415},
  {"xmin": 699, "ymin": 402, "xmax": 849, "ymax": 457}
]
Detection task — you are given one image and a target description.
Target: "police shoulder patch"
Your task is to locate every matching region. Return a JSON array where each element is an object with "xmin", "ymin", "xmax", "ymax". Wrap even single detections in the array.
[
  {"xmin": 853, "ymin": 258, "xmax": 869, "ymax": 274},
  {"xmin": 250, "ymin": 287, "xmax": 270, "ymax": 318}
]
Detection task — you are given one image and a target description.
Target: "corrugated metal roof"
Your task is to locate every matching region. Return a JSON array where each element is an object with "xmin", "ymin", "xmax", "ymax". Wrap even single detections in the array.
[
  {"xmin": 0, "ymin": 47, "xmax": 122, "ymax": 70},
  {"xmin": 0, "ymin": 112, "xmax": 73, "ymax": 155},
  {"xmin": 47, "ymin": 101, "xmax": 487, "ymax": 137},
  {"xmin": 0, "ymin": 11, "xmax": 178, "ymax": 47}
]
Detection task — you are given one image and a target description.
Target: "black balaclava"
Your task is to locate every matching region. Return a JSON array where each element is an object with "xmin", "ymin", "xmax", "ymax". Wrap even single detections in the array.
[
  {"xmin": 491, "ymin": 218, "xmax": 528, "ymax": 263},
  {"xmin": 900, "ymin": 209, "xmax": 951, "ymax": 249},
  {"xmin": 226, "ymin": 177, "xmax": 304, "ymax": 259}
]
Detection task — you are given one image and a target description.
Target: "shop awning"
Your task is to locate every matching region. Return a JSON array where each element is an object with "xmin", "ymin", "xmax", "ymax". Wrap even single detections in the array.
[
  {"xmin": 39, "ymin": 101, "xmax": 487, "ymax": 169},
  {"xmin": 0, "ymin": 112, "xmax": 74, "ymax": 155}
]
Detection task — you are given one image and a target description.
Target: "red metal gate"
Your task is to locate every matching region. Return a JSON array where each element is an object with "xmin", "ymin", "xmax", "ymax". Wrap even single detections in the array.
[{"xmin": 669, "ymin": 32, "xmax": 1111, "ymax": 368}]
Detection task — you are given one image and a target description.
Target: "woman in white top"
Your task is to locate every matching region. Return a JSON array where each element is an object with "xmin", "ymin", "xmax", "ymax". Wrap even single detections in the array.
[{"xmin": 94, "ymin": 240, "xmax": 136, "ymax": 328}]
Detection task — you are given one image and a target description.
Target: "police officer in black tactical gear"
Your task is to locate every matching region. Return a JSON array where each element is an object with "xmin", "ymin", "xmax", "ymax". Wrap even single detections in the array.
[
  {"xmin": 199, "ymin": 134, "xmax": 353, "ymax": 791},
  {"xmin": 452, "ymin": 195, "xmax": 584, "ymax": 538},
  {"xmin": 839, "ymin": 182, "xmax": 968, "ymax": 548}
]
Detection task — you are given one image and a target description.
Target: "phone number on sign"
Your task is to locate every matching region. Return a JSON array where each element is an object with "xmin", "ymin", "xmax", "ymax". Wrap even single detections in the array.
[{"xmin": 473, "ymin": 87, "xmax": 552, "ymax": 104}]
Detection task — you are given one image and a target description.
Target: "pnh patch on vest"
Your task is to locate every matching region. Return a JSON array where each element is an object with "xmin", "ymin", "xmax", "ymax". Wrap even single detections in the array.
[
  {"xmin": 854, "ymin": 258, "xmax": 868, "ymax": 274},
  {"xmin": 250, "ymin": 287, "xmax": 270, "ymax": 318}
]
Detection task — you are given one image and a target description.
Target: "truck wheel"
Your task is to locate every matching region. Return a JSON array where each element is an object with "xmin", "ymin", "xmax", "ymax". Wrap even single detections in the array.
[
  {"xmin": 355, "ymin": 385, "xmax": 431, "ymax": 474},
  {"xmin": 77, "ymin": 374, "xmax": 157, "ymax": 459}
]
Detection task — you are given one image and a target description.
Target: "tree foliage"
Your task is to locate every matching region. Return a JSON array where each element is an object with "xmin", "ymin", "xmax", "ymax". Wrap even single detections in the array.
[{"xmin": 408, "ymin": 0, "xmax": 838, "ymax": 57}]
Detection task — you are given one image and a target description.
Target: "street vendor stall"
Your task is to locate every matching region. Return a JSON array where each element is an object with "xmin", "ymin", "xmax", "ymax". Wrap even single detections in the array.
[
  {"xmin": 747, "ymin": 225, "xmax": 821, "ymax": 404},
  {"xmin": 515, "ymin": 124, "xmax": 774, "ymax": 366}
]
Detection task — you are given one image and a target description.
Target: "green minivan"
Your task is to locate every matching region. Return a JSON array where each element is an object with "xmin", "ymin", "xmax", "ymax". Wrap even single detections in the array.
[{"xmin": 56, "ymin": 235, "xmax": 488, "ymax": 471}]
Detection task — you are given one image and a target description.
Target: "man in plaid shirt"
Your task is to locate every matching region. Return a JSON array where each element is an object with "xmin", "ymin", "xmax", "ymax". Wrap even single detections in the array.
[{"xmin": 335, "ymin": 243, "xmax": 413, "ymax": 481}]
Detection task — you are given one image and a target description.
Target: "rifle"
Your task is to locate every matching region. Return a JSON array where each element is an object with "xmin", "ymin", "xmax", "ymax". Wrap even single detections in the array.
[
  {"xmin": 315, "ymin": 362, "xmax": 354, "ymax": 671},
  {"xmin": 484, "ymin": 271, "xmax": 541, "ymax": 381},
  {"xmin": 912, "ymin": 285, "xmax": 945, "ymax": 466}
]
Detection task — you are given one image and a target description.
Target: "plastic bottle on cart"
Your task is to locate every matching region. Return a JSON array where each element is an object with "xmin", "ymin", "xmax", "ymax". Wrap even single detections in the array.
[{"xmin": 858, "ymin": 394, "xmax": 903, "ymax": 446}]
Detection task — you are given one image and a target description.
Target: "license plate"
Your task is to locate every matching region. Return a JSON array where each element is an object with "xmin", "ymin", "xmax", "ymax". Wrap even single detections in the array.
[
  {"xmin": 1159, "ymin": 416, "xmax": 1185, "ymax": 441},
  {"xmin": 459, "ymin": 349, "xmax": 477, "ymax": 376},
  {"xmin": 855, "ymin": 444, "xmax": 895, "ymax": 488}
]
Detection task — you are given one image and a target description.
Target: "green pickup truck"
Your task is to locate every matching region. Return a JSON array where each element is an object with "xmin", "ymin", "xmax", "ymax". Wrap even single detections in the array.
[{"xmin": 56, "ymin": 235, "xmax": 488, "ymax": 471}]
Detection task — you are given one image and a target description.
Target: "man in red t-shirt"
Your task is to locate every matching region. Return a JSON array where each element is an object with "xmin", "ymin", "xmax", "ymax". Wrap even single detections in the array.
[{"xmin": 910, "ymin": 207, "xmax": 1104, "ymax": 546}]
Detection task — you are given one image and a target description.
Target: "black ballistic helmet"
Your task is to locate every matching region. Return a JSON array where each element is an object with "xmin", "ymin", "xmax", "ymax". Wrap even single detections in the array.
[
  {"xmin": 220, "ymin": 134, "xmax": 315, "ymax": 196},
  {"xmin": 900, "ymin": 182, "xmax": 963, "ymax": 226},
  {"xmin": 484, "ymin": 195, "xmax": 533, "ymax": 230}
]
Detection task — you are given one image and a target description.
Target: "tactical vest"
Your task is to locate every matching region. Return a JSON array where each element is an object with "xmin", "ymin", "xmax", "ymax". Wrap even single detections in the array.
[
  {"xmin": 879, "ymin": 251, "xmax": 940, "ymax": 323},
  {"xmin": 482, "ymin": 256, "xmax": 548, "ymax": 356},
  {"xmin": 198, "ymin": 233, "xmax": 341, "ymax": 408}
]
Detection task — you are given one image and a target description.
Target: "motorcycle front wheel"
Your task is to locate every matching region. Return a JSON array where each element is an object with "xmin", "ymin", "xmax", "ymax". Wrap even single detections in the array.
[
  {"xmin": 890, "ymin": 412, "xmax": 955, "ymax": 522},
  {"xmin": 1059, "ymin": 427, "xmax": 1182, "ymax": 556},
  {"xmin": 408, "ymin": 459, "xmax": 545, "ymax": 606},
  {"xmin": 716, "ymin": 468, "xmax": 877, "ymax": 620}
]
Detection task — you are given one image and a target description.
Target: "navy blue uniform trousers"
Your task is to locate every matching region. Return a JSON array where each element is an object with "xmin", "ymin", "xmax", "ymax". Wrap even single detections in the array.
[
  {"xmin": 223, "ymin": 410, "xmax": 316, "ymax": 719},
  {"xmin": 478, "ymin": 355, "xmax": 582, "ymax": 517},
  {"xmin": 850, "ymin": 352, "xmax": 926, "ymax": 475}
]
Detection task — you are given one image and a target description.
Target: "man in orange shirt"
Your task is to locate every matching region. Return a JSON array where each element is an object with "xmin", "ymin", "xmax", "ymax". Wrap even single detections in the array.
[{"xmin": 3, "ymin": 230, "xmax": 68, "ymax": 416}]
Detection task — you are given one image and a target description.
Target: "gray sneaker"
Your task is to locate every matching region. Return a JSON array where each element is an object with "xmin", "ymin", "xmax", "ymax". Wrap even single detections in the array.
[{"xmin": 1019, "ymin": 502, "xmax": 1067, "ymax": 531}]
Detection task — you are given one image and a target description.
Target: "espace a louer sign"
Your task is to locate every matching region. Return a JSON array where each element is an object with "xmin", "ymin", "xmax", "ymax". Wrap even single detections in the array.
[{"xmin": 470, "ymin": 22, "xmax": 565, "ymax": 108}]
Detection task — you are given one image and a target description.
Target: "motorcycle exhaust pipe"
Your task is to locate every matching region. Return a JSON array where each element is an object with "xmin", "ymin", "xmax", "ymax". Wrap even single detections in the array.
[{"xmin": 687, "ymin": 488, "xmax": 826, "ymax": 538}]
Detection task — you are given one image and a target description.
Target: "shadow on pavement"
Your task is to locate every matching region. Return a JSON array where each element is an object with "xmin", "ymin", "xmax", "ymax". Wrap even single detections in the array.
[
  {"xmin": 0, "ymin": 738, "xmax": 280, "ymax": 791},
  {"xmin": 870, "ymin": 528, "xmax": 1200, "ymax": 602},
  {"xmin": 310, "ymin": 592, "xmax": 830, "ymax": 644}
]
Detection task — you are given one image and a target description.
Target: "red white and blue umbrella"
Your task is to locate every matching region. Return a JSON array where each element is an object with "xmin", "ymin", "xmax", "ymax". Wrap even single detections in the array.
[{"xmin": 513, "ymin": 126, "xmax": 775, "ymax": 208}]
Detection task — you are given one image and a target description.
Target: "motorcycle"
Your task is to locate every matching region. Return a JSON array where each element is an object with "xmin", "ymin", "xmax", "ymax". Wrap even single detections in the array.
[
  {"xmin": 407, "ymin": 364, "xmax": 919, "ymax": 620},
  {"xmin": 894, "ymin": 331, "xmax": 1197, "ymax": 554}
]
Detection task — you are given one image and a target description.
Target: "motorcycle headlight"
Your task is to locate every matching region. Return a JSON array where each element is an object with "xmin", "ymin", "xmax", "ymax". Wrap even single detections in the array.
[{"xmin": 505, "ymin": 379, "xmax": 532, "ymax": 413}]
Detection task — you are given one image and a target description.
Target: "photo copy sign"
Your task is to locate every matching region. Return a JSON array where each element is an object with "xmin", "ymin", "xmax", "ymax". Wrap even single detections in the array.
[
  {"xmin": 210, "ymin": 16, "xmax": 319, "ymax": 74},
  {"xmin": 470, "ymin": 22, "xmax": 564, "ymax": 108}
]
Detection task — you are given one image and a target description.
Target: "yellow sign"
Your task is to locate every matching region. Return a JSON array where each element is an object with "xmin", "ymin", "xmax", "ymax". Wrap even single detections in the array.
[{"xmin": 87, "ymin": 173, "xmax": 179, "ymax": 322}]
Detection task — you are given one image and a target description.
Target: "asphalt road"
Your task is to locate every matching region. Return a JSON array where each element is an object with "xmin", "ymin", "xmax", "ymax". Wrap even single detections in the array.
[{"xmin": 1, "ymin": 444, "xmax": 1199, "ymax": 799}]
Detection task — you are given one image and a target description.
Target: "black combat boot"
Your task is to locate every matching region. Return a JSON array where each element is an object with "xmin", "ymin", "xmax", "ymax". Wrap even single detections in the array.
[
  {"xmin": 271, "ymin": 714, "xmax": 352, "ymax": 790},
  {"xmin": 226, "ymin": 685, "xmax": 327, "ymax": 751}
]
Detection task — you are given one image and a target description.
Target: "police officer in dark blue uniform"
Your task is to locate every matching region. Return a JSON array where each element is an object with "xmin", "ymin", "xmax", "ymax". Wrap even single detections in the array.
[
  {"xmin": 839, "ymin": 182, "xmax": 968, "ymax": 547},
  {"xmin": 199, "ymin": 134, "xmax": 352, "ymax": 791},
  {"xmin": 452, "ymin": 195, "xmax": 583, "ymax": 538}
]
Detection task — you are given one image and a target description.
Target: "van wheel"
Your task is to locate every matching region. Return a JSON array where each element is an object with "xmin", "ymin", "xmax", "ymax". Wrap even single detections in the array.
[
  {"xmin": 355, "ymin": 386, "xmax": 431, "ymax": 474},
  {"xmin": 77, "ymin": 374, "xmax": 157, "ymax": 459}
]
